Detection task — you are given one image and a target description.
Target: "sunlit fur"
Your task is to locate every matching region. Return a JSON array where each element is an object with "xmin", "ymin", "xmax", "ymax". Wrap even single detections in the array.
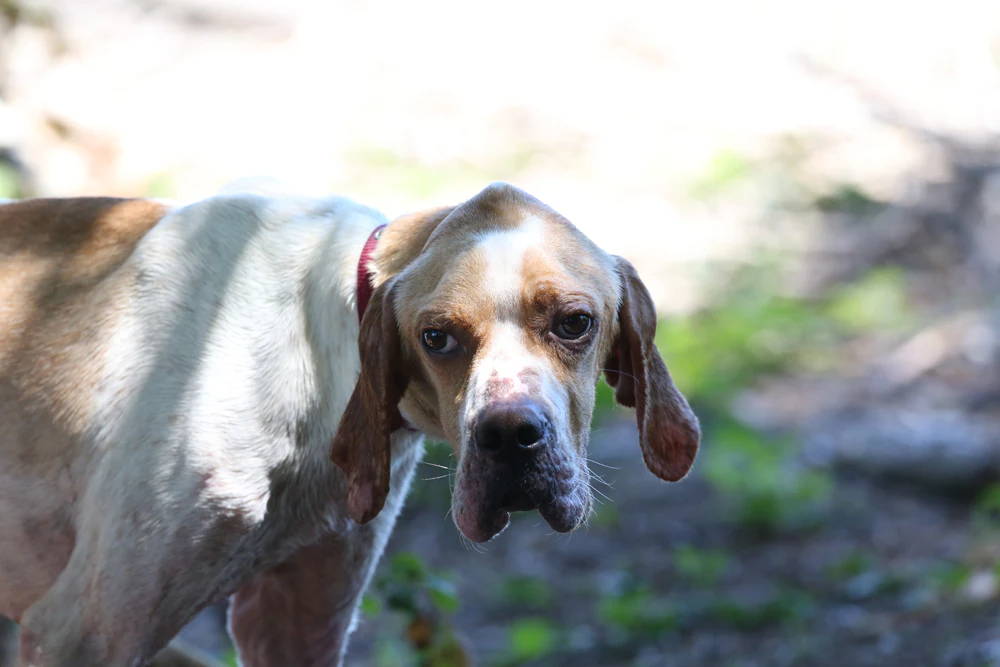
[{"xmin": 0, "ymin": 186, "xmax": 421, "ymax": 666}]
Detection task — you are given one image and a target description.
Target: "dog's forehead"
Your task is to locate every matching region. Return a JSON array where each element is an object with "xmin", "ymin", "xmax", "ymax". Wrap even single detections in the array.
[{"xmin": 398, "ymin": 187, "xmax": 618, "ymax": 322}]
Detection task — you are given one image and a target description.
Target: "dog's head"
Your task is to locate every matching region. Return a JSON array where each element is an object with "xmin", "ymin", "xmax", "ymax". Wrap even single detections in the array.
[{"xmin": 331, "ymin": 183, "xmax": 699, "ymax": 542}]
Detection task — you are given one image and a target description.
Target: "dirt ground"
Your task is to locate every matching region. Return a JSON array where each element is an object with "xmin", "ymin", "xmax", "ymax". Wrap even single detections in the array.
[{"xmin": 344, "ymin": 416, "xmax": 999, "ymax": 667}]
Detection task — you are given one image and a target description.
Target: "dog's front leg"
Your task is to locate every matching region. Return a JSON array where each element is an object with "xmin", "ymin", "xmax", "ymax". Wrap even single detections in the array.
[{"xmin": 227, "ymin": 520, "xmax": 392, "ymax": 667}]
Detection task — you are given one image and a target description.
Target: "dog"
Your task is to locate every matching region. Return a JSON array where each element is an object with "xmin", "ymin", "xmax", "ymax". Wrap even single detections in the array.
[{"xmin": 0, "ymin": 182, "xmax": 700, "ymax": 666}]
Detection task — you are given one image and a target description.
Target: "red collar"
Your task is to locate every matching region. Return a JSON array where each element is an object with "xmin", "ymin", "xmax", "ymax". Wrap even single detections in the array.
[{"xmin": 356, "ymin": 224, "xmax": 386, "ymax": 324}]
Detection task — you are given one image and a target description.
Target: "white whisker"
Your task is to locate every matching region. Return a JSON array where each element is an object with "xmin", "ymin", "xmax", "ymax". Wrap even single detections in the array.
[
  {"xmin": 585, "ymin": 457, "xmax": 620, "ymax": 471},
  {"xmin": 600, "ymin": 368, "xmax": 639, "ymax": 384}
]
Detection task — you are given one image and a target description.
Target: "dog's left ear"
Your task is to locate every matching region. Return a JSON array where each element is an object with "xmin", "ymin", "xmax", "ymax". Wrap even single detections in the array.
[
  {"xmin": 603, "ymin": 257, "xmax": 700, "ymax": 481},
  {"xmin": 330, "ymin": 281, "xmax": 408, "ymax": 524}
]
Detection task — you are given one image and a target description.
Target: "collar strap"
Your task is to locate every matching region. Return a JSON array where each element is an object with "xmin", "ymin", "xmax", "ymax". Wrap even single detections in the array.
[{"xmin": 356, "ymin": 224, "xmax": 387, "ymax": 324}]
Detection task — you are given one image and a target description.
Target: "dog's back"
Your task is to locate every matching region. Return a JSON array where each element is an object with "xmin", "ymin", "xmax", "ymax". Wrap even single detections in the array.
[
  {"xmin": 0, "ymin": 197, "xmax": 169, "ymax": 617},
  {"xmin": 0, "ymin": 197, "xmax": 168, "ymax": 436}
]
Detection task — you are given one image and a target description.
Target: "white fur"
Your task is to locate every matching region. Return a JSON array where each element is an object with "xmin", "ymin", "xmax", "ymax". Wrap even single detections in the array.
[
  {"xmin": 1, "ymin": 191, "xmax": 423, "ymax": 666},
  {"xmin": 475, "ymin": 215, "xmax": 545, "ymax": 306},
  {"xmin": 461, "ymin": 220, "xmax": 571, "ymax": 445}
]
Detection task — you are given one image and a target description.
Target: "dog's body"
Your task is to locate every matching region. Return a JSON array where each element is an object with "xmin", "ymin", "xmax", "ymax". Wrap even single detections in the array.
[{"xmin": 0, "ymin": 184, "xmax": 699, "ymax": 666}]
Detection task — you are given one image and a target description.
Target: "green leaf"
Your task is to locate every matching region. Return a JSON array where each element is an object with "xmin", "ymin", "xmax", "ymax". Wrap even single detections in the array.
[
  {"xmin": 508, "ymin": 618, "xmax": 557, "ymax": 660},
  {"xmin": 0, "ymin": 163, "xmax": 20, "ymax": 200},
  {"xmin": 360, "ymin": 594, "xmax": 382, "ymax": 617},
  {"xmin": 427, "ymin": 576, "xmax": 460, "ymax": 614},
  {"xmin": 673, "ymin": 544, "xmax": 731, "ymax": 587},
  {"xmin": 826, "ymin": 267, "xmax": 912, "ymax": 334},
  {"xmin": 688, "ymin": 150, "xmax": 753, "ymax": 200},
  {"xmin": 390, "ymin": 552, "xmax": 428, "ymax": 583},
  {"xmin": 496, "ymin": 575, "xmax": 554, "ymax": 609},
  {"xmin": 598, "ymin": 588, "xmax": 678, "ymax": 637}
]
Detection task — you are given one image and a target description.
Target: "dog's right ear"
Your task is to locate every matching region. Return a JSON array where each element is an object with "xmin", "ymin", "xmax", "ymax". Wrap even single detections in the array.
[{"xmin": 330, "ymin": 281, "xmax": 408, "ymax": 524}]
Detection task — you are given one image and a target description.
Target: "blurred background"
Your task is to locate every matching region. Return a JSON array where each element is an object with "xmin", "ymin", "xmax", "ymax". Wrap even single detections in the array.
[{"xmin": 4, "ymin": 0, "xmax": 1000, "ymax": 665}]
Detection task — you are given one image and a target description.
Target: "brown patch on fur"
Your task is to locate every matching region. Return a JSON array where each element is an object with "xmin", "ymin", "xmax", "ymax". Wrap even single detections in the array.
[
  {"xmin": 0, "ymin": 196, "xmax": 168, "ymax": 485},
  {"xmin": 373, "ymin": 206, "xmax": 455, "ymax": 281},
  {"xmin": 0, "ymin": 198, "xmax": 168, "ymax": 436}
]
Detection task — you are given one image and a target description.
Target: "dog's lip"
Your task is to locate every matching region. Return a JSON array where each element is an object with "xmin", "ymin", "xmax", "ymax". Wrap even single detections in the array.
[
  {"xmin": 455, "ymin": 452, "xmax": 590, "ymax": 542},
  {"xmin": 537, "ymin": 495, "xmax": 586, "ymax": 533},
  {"xmin": 456, "ymin": 504, "xmax": 511, "ymax": 543},
  {"xmin": 498, "ymin": 488, "xmax": 535, "ymax": 513}
]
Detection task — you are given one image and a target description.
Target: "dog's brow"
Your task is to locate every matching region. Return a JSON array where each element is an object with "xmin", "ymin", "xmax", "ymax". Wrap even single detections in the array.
[{"xmin": 528, "ymin": 284, "xmax": 597, "ymax": 311}]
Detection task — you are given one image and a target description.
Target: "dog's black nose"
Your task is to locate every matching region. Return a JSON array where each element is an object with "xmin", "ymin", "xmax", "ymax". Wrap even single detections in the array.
[{"xmin": 475, "ymin": 402, "xmax": 547, "ymax": 454}]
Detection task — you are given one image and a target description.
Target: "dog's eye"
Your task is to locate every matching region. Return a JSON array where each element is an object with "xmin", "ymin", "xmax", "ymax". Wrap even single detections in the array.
[
  {"xmin": 422, "ymin": 329, "xmax": 458, "ymax": 354},
  {"xmin": 554, "ymin": 314, "xmax": 592, "ymax": 339}
]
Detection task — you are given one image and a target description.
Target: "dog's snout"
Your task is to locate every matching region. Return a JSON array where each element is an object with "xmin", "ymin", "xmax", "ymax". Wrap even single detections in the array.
[{"xmin": 475, "ymin": 402, "xmax": 548, "ymax": 454}]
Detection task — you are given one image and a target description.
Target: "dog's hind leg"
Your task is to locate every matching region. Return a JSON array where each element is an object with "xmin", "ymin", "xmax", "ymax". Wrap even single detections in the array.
[{"xmin": 16, "ymin": 488, "xmax": 248, "ymax": 667}]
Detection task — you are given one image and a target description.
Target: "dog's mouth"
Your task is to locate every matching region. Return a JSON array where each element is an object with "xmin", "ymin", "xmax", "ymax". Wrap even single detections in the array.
[{"xmin": 452, "ymin": 451, "xmax": 592, "ymax": 543}]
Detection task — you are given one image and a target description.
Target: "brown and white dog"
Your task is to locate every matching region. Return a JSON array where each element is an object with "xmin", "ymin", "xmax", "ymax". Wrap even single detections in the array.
[{"xmin": 0, "ymin": 182, "xmax": 699, "ymax": 666}]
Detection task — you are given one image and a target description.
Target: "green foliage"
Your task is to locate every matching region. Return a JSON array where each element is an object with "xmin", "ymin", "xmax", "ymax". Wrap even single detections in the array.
[
  {"xmin": 591, "ymin": 500, "xmax": 621, "ymax": 528},
  {"xmin": 656, "ymin": 262, "xmax": 832, "ymax": 410},
  {"xmin": 361, "ymin": 593, "xmax": 383, "ymax": 617},
  {"xmin": 144, "ymin": 173, "xmax": 176, "ymax": 199},
  {"xmin": 593, "ymin": 376, "xmax": 617, "ymax": 418},
  {"xmin": 597, "ymin": 586, "xmax": 678, "ymax": 639},
  {"xmin": 972, "ymin": 483, "xmax": 1000, "ymax": 535},
  {"xmin": 506, "ymin": 618, "xmax": 557, "ymax": 662},
  {"xmin": 823, "ymin": 551, "xmax": 909, "ymax": 601},
  {"xmin": 703, "ymin": 421, "xmax": 831, "ymax": 534},
  {"xmin": 0, "ymin": 163, "xmax": 21, "ymax": 199},
  {"xmin": 426, "ymin": 577, "xmax": 460, "ymax": 615},
  {"xmin": 495, "ymin": 575, "xmax": 555, "ymax": 610},
  {"xmin": 351, "ymin": 148, "xmax": 460, "ymax": 199},
  {"xmin": 927, "ymin": 561, "xmax": 972, "ymax": 595},
  {"xmin": 824, "ymin": 550, "xmax": 877, "ymax": 582},
  {"xmin": 688, "ymin": 150, "xmax": 753, "ymax": 200},
  {"xmin": 652, "ymin": 255, "xmax": 918, "ymax": 538},
  {"xmin": 373, "ymin": 638, "xmax": 414, "ymax": 667},
  {"xmin": 826, "ymin": 267, "xmax": 913, "ymax": 334},
  {"xmin": 367, "ymin": 552, "xmax": 469, "ymax": 666},
  {"xmin": 374, "ymin": 552, "xmax": 459, "ymax": 616},
  {"xmin": 814, "ymin": 184, "xmax": 883, "ymax": 217},
  {"xmin": 657, "ymin": 256, "xmax": 917, "ymax": 413},
  {"xmin": 672, "ymin": 544, "xmax": 732, "ymax": 587},
  {"xmin": 703, "ymin": 587, "xmax": 814, "ymax": 630}
]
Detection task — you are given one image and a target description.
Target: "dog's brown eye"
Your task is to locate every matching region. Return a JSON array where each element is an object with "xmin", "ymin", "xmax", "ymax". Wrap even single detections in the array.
[
  {"xmin": 555, "ymin": 314, "xmax": 592, "ymax": 340},
  {"xmin": 422, "ymin": 329, "xmax": 458, "ymax": 354}
]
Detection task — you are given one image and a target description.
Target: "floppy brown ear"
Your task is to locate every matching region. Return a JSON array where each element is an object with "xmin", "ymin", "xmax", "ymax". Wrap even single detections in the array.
[
  {"xmin": 330, "ymin": 281, "xmax": 408, "ymax": 524},
  {"xmin": 603, "ymin": 257, "xmax": 700, "ymax": 481}
]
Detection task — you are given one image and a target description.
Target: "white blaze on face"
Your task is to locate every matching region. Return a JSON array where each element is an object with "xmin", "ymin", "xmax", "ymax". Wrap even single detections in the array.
[
  {"xmin": 475, "ymin": 215, "xmax": 545, "ymax": 308},
  {"xmin": 459, "ymin": 217, "xmax": 570, "ymax": 446}
]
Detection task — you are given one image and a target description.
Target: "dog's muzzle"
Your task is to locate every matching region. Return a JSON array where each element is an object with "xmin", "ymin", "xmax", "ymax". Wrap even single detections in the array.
[{"xmin": 453, "ymin": 399, "xmax": 590, "ymax": 542}]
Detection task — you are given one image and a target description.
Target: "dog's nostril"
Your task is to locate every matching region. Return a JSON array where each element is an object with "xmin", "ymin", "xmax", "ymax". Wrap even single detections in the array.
[
  {"xmin": 516, "ymin": 423, "xmax": 542, "ymax": 448},
  {"xmin": 480, "ymin": 425, "xmax": 504, "ymax": 452}
]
